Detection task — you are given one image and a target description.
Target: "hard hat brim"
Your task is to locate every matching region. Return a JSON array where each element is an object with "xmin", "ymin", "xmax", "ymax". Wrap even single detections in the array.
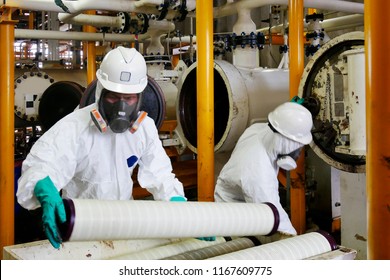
[{"xmin": 96, "ymin": 69, "xmax": 148, "ymax": 94}]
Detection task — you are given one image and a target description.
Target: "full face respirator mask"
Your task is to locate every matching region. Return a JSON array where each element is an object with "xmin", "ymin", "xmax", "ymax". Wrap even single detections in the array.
[
  {"xmin": 277, "ymin": 148, "xmax": 302, "ymax": 171},
  {"xmin": 99, "ymin": 90, "xmax": 142, "ymax": 133},
  {"xmin": 103, "ymin": 99, "xmax": 138, "ymax": 133}
]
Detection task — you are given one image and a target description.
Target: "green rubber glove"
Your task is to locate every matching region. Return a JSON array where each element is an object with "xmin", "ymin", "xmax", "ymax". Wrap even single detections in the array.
[
  {"xmin": 169, "ymin": 196, "xmax": 216, "ymax": 241},
  {"xmin": 169, "ymin": 196, "xmax": 187, "ymax": 202},
  {"xmin": 196, "ymin": 236, "xmax": 216, "ymax": 241},
  {"xmin": 34, "ymin": 176, "xmax": 66, "ymax": 249},
  {"xmin": 290, "ymin": 95, "xmax": 305, "ymax": 104}
]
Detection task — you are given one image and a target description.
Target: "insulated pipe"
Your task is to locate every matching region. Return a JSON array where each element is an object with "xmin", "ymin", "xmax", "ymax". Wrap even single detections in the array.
[
  {"xmin": 58, "ymin": 13, "xmax": 124, "ymax": 29},
  {"xmin": 134, "ymin": 0, "xmax": 196, "ymax": 13},
  {"xmin": 145, "ymin": 19, "xmax": 175, "ymax": 54},
  {"xmin": 208, "ymin": 231, "xmax": 338, "ymax": 260},
  {"xmin": 110, "ymin": 237, "xmax": 226, "ymax": 260},
  {"xmin": 311, "ymin": 14, "xmax": 364, "ymax": 32},
  {"xmin": 3, "ymin": 0, "xmax": 136, "ymax": 14},
  {"xmin": 14, "ymin": 29, "xmax": 195, "ymax": 45},
  {"xmin": 0, "ymin": 8, "xmax": 16, "ymax": 258},
  {"xmin": 232, "ymin": 8, "xmax": 258, "ymax": 69},
  {"xmin": 3, "ymin": 0, "xmax": 190, "ymax": 21},
  {"xmin": 365, "ymin": 0, "xmax": 390, "ymax": 260},
  {"xmin": 258, "ymin": 14, "xmax": 364, "ymax": 34},
  {"xmin": 288, "ymin": 0, "xmax": 306, "ymax": 235},
  {"xmin": 60, "ymin": 199, "xmax": 279, "ymax": 241},
  {"xmin": 14, "ymin": 29, "xmax": 151, "ymax": 42},
  {"xmin": 213, "ymin": 0, "xmax": 364, "ymax": 19},
  {"xmin": 196, "ymin": 0, "xmax": 214, "ymax": 202}
]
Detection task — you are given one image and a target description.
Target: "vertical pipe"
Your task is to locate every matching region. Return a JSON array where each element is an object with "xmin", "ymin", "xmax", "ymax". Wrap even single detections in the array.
[
  {"xmin": 84, "ymin": 11, "xmax": 96, "ymax": 84},
  {"xmin": 365, "ymin": 0, "xmax": 390, "ymax": 260},
  {"xmin": 28, "ymin": 11, "xmax": 34, "ymax": 29},
  {"xmin": 0, "ymin": 8, "xmax": 16, "ymax": 258},
  {"xmin": 196, "ymin": 0, "xmax": 214, "ymax": 201},
  {"xmin": 288, "ymin": 0, "xmax": 306, "ymax": 234}
]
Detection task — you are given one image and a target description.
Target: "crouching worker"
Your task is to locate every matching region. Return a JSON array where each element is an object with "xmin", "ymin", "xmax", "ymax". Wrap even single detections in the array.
[{"xmin": 214, "ymin": 101, "xmax": 313, "ymax": 236}]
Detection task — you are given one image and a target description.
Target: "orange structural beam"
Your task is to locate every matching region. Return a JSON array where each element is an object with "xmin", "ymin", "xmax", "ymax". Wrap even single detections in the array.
[
  {"xmin": 28, "ymin": 11, "xmax": 34, "ymax": 29},
  {"xmin": 365, "ymin": 0, "xmax": 390, "ymax": 260},
  {"xmin": 83, "ymin": 11, "xmax": 97, "ymax": 85},
  {"xmin": 288, "ymin": 0, "xmax": 306, "ymax": 235},
  {"xmin": 196, "ymin": 0, "xmax": 214, "ymax": 202},
  {"xmin": 0, "ymin": 7, "xmax": 17, "ymax": 259}
]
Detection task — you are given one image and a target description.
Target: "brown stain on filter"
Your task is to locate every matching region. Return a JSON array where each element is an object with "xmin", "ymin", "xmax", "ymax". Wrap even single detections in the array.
[
  {"xmin": 354, "ymin": 234, "xmax": 367, "ymax": 242},
  {"xmin": 101, "ymin": 240, "xmax": 114, "ymax": 249}
]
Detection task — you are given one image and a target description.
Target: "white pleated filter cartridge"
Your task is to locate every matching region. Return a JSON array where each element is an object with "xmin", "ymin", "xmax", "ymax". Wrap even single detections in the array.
[
  {"xmin": 208, "ymin": 231, "xmax": 338, "ymax": 260},
  {"xmin": 60, "ymin": 199, "xmax": 279, "ymax": 241}
]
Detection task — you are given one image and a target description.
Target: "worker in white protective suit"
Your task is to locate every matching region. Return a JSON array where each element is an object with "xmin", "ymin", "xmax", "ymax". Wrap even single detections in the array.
[
  {"xmin": 214, "ymin": 101, "xmax": 313, "ymax": 236},
  {"xmin": 17, "ymin": 47, "xmax": 186, "ymax": 249}
]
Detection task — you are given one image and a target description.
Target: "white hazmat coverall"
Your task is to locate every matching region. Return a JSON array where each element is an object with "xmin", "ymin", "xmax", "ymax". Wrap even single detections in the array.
[
  {"xmin": 17, "ymin": 81, "xmax": 185, "ymax": 210},
  {"xmin": 214, "ymin": 123, "xmax": 303, "ymax": 235}
]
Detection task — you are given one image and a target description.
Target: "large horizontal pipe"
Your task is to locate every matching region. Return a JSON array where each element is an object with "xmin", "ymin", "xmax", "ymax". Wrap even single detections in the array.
[
  {"xmin": 4, "ymin": 0, "xmax": 363, "ymax": 20},
  {"xmin": 14, "ymin": 29, "xmax": 149, "ymax": 42},
  {"xmin": 214, "ymin": 0, "xmax": 364, "ymax": 18},
  {"xmin": 3, "ymin": 0, "xmax": 188, "ymax": 21},
  {"xmin": 14, "ymin": 29, "xmax": 195, "ymax": 44},
  {"xmin": 4, "ymin": 0, "xmax": 143, "ymax": 14},
  {"xmin": 259, "ymin": 14, "xmax": 364, "ymax": 34}
]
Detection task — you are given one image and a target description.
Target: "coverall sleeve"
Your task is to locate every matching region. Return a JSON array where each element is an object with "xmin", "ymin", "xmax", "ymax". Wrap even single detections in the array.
[
  {"xmin": 136, "ymin": 119, "xmax": 185, "ymax": 201},
  {"xmin": 16, "ymin": 119, "xmax": 80, "ymax": 210},
  {"xmin": 238, "ymin": 145, "xmax": 297, "ymax": 235}
]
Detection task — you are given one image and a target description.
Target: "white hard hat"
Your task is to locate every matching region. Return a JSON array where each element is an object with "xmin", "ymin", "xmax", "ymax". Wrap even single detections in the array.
[
  {"xmin": 96, "ymin": 46, "xmax": 148, "ymax": 94},
  {"xmin": 268, "ymin": 102, "xmax": 313, "ymax": 145}
]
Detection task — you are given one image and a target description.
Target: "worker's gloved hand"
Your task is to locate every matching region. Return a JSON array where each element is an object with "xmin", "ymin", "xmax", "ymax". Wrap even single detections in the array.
[
  {"xmin": 169, "ymin": 196, "xmax": 187, "ymax": 202},
  {"xmin": 34, "ymin": 176, "xmax": 66, "ymax": 249},
  {"xmin": 290, "ymin": 95, "xmax": 305, "ymax": 104},
  {"xmin": 169, "ymin": 196, "xmax": 216, "ymax": 242},
  {"xmin": 196, "ymin": 236, "xmax": 216, "ymax": 241}
]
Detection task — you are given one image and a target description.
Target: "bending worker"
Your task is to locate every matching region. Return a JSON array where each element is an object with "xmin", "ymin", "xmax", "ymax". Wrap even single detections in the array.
[
  {"xmin": 17, "ymin": 47, "xmax": 186, "ymax": 248},
  {"xmin": 214, "ymin": 101, "xmax": 313, "ymax": 236}
]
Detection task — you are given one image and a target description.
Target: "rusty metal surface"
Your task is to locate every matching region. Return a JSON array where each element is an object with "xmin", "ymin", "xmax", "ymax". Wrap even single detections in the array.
[{"xmin": 298, "ymin": 31, "xmax": 365, "ymax": 173}]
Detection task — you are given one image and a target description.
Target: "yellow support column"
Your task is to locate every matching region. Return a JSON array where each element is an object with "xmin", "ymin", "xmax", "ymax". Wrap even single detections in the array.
[
  {"xmin": 196, "ymin": 0, "xmax": 214, "ymax": 201},
  {"xmin": 28, "ymin": 11, "xmax": 34, "ymax": 29},
  {"xmin": 83, "ymin": 11, "xmax": 97, "ymax": 85},
  {"xmin": 365, "ymin": 0, "xmax": 390, "ymax": 259},
  {"xmin": 0, "ymin": 7, "xmax": 16, "ymax": 258},
  {"xmin": 288, "ymin": 0, "xmax": 306, "ymax": 234}
]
